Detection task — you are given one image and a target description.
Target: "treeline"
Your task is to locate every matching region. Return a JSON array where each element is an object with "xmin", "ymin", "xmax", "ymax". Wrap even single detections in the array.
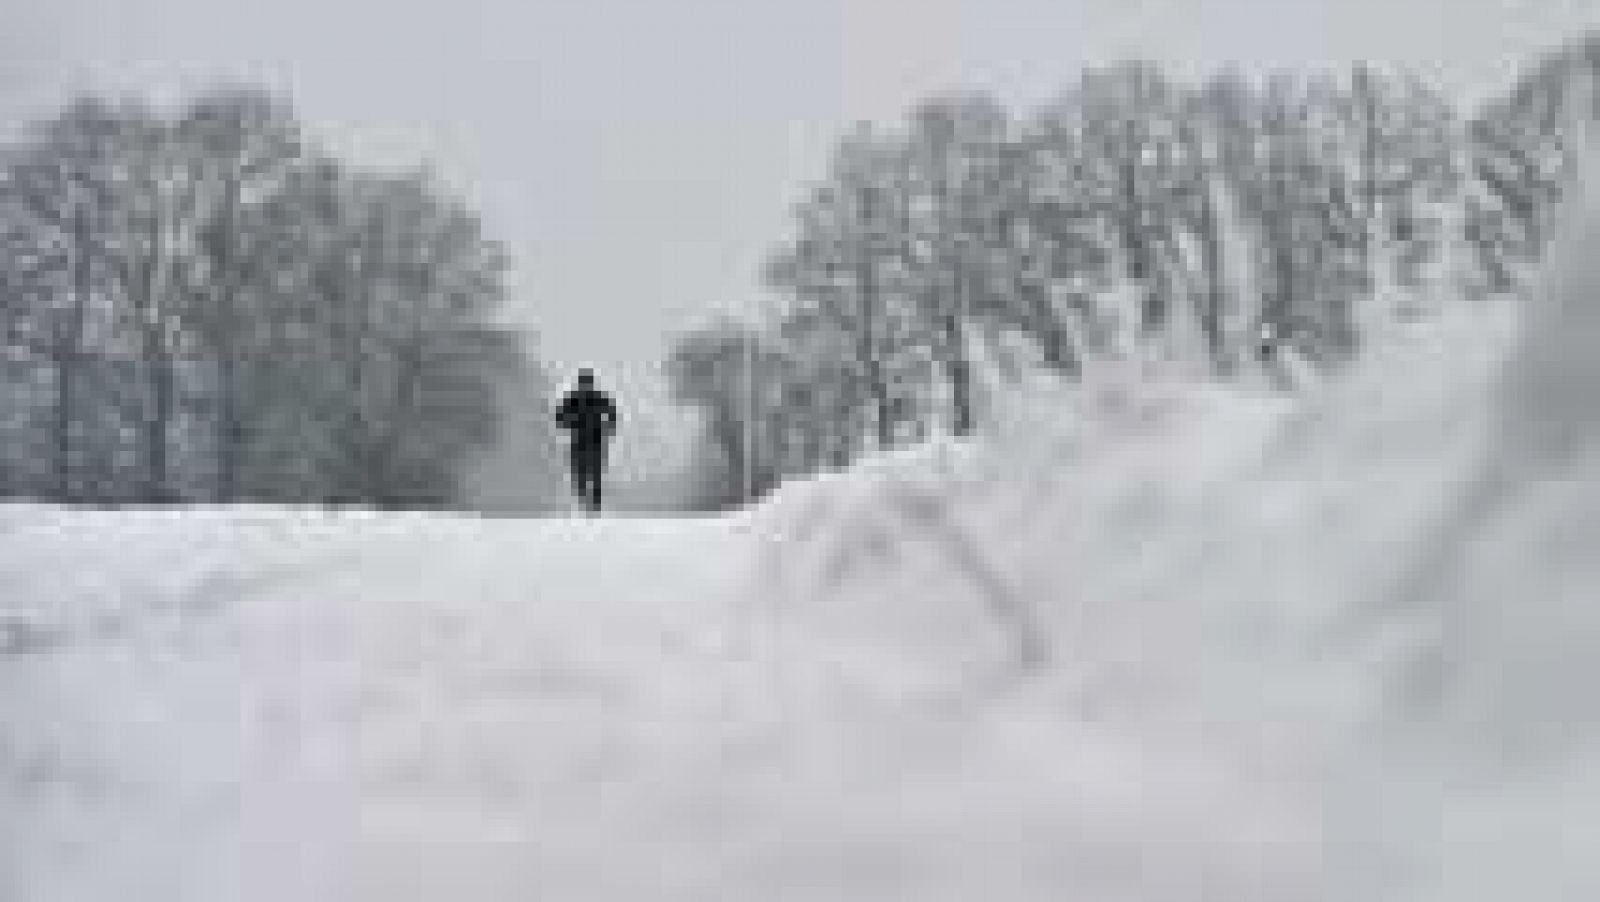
[
  {"xmin": 0, "ymin": 88, "xmax": 530, "ymax": 508},
  {"xmin": 668, "ymin": 34, "xmax": 1600, "ymax": 509}
]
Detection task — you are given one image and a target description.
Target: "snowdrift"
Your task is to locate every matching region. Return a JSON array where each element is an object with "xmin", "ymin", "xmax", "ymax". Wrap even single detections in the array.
[{"xmin": 733, "ymin": 148, "xmax": 1600, "ymax": 900}]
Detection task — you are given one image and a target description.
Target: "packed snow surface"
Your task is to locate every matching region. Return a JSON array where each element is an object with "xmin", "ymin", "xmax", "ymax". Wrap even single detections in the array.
[{"xmin": 5, "ymin": 155, "xmax": 1600, "ymax": 902}]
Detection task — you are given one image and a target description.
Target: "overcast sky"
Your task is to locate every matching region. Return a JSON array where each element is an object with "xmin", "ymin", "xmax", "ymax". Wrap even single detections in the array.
[{"xmin": 2, "ymin": 0, "xmax": 1595, "ymax": 389}]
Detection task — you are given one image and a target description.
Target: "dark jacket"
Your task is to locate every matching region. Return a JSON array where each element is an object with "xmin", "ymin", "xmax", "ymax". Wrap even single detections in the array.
[{"xmin": 555, "ymin": 387, "xmax": 618, "ymax": 447}]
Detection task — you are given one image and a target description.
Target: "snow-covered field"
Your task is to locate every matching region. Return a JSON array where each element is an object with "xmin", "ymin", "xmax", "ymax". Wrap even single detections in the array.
[{"xmin": 6, "ymin": 160, "xmax": 1600, "ymax": 902}]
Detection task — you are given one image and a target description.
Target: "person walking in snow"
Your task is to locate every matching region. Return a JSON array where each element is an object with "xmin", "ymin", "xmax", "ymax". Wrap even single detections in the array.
[{"xmin": 555, "ymin": 368, "xmax": 619, "ymax": 514}]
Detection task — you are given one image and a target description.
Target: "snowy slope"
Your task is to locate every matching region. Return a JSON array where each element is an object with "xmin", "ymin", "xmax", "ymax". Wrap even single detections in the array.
[
  {"xmin": 5, "ymin": 153, "xmax": 1599, "ymax": 902},
  {"xmin": 734, "ymin": 145, "xmax": 1600, "ymax": 901},
  {"xmin": 2, "ymin": 510, "xmax": 768, "ymax": 902}
]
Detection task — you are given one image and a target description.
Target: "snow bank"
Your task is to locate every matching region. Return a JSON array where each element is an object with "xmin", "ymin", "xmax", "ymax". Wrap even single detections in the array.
[
  {"xmin": 724, "ymin": 295, "xmax": 1507, "ymax": 899},
  {"xmin": 1367, "ymin": 142, "xmax": 1600, "ymax": 902},
  {"xmin": 2, "ymin": 509, "xmax": 760, "ymax": 902},
  {"xmin": 730, "ymin": 145, "xmax": 1600, "ymax": 901}
]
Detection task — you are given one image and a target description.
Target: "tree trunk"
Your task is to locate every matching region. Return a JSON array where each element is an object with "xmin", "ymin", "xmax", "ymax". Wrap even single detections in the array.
[
  {"xmin": 867, "ymin": 355, "xmax": 893, "ymax": 449},
  {"xmin": 53, "ymin": 201, "xmax": 94, "ymax": 502},
  {"xmin": 827, "ymin": 392, "xmax": 854, "ymax": 469},
  {"xmin": 855, "ymin": 263, "xmax": 894, "ymax": 450},
  {"xmin": 143, "ymin": 327, "xmax": 176, "ymax": 502},
  {"xmin": 367, "ymin": 256, "xmax": 434, "ymax": 505},
  {"xmin": 1267, "ymin": 234, "xmax": 1297, "ymax": 338},
  {"xmin": 801, "ymin": 419, "xmax": 824, "ymax": 473},
  {"xmin": 216, "ymin": 353, "xmax": 245, "ymax": 501},
  {"xmin": 1017, "ymin": 242, "xmax": 1079, "ymax": 375},
  {"xmin": 1117, "ymin": 130, "xmax": 1161, "ymax": 335},
  {"xmin": 1031, "ymin": 291, "xmax": 1080, "ymax": 378},
  {"xmin": 1358, "ymin": 72, "xmax": 1381, "ymax": 298},
  {"xmin": 212, "ymin": 178, "xmax": 245, "ymax": 503},
  {"xmin": 713, "ymin": 409, "xmax": 751, "ymax": 504},
  {"xmin": 1037, "ymin": 318, "xmax": 1077, "ymax": 375},
  {"xmin": 136, "ymin": 208, "xmax": 178, "ymax": 504},
  {"xmin": 51, "ymin": 336, "xmax": 74, "ymax": 502},
  {"xmin": 943, "ymin": 310, "xmax": 973, "ymax": 437},
  {"xmin": 1195, "ymin": 207, "xmax": 1230, "ymax": 376}
]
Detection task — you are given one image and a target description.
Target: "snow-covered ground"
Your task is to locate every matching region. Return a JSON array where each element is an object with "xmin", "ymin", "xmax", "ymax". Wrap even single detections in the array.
[{"xmin": 6, "ymin": 158, "xmax": 1600, "ymax": 902}]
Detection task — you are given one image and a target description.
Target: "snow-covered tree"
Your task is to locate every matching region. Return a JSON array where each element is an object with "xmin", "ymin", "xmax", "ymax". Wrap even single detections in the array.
[
  {"xmin": 0, "ymin": 96, "xmax": 155, "ymax": 500},
  {"xmin": 665, "ymin": 317, "xmax": 793, "ymax": 509},
  {"xmin": 899, "ymin": 91, "xmax": 1015, "ymax": 436},
  {"xmin": 0, "ymin": 87, "xmax": 536, "ymax": 508},
  {"xmin": 765, "ymin": 124, "xmax": 922, "ymax": 453},
  {"xmin": 1465, "ymin": 31, "xmax": 1600, "ymax": 297}
]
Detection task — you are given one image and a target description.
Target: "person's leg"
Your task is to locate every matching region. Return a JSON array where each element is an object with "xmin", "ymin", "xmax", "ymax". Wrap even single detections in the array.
[
  {"xmin": 591, "ymin": 443, "xmax": 610, "ymax": 512},
  {"xmin": 584, "ymin": 445, "xmax": 604, "ymax": 512},
  {"xmin": 568, "ymin": 442, "xmax": 596, "ymax": 513},
  {"xmin": 569, "ymin": 444, "xmax": 590, "ymax": 510}
]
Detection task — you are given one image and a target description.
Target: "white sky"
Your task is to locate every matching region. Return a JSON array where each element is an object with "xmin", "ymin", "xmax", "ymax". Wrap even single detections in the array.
[{"xmin": 1, "ymin": 0, "xmax": 1595, "ymax": 390}]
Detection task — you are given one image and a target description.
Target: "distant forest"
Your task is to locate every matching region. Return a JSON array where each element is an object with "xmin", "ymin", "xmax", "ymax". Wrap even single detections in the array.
[
  {"xmin": 0, "ymin": 89, "xmax": 529, "ymax": 508},
  {"xmin": 666, "ymin": 33, "xmax": 1600, "ymax": 510}
]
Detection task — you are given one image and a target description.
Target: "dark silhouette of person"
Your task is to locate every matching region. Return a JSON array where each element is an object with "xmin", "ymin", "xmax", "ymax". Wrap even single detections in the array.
[{"xmin": 554, "ymin": 368, "xmax": 618, "ymax": 513}]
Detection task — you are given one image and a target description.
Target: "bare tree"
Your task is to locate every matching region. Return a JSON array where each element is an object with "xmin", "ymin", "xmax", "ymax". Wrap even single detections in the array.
[
  {"xmin": 0, "ymin": 86, "xmax": 538, "ymax": 509},
  {"xmin": 766, "ymin": 124, "xmax": 912, "ymax": 452},
  {"xmin": 1, "ymin": 97, "xmax": 146, "ymax": 500},
  {"xmin": 171, "ymin": 88, "xmax": 308, "ymax": 500},
  {"xmin": 901, "ymin": 92, "xmax": 1014, "ymax": 436},
  {"xmin": 666, "ymin": 317, "xmax": 786, "ymax": 508},
  {"xmin": 1466, "ymin": 32, "xmax": 1599, "ymax": 296}
]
